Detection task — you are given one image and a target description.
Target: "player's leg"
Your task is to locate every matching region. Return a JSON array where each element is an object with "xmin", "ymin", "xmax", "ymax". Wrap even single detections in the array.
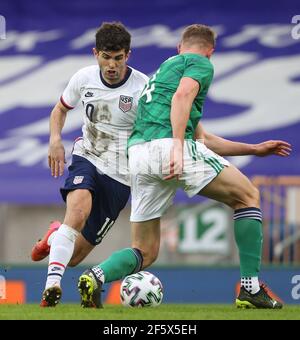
[
  {"xmin": 77, "ymin": 173, "xmax": 131, "ymax": 307},
  {"xmin": 198, "ymin": 165, "xmax": 282, "ymax": 308},
  {"xmin": 78, "ymin": 219, "xmax": 160, "ymax": 308},
  {"xmin": 31, "ymin": 222, "xmax": 95, "ymax": 265},
  {"xmin": 199, "ymin": 165, "xmax": 262, "ymax": 286},
  {"xmin": 31, "ymin": 220, "xmax": 61, "ymax": 261},
  {"xmin": 68, "ymin": 234, "xmax": 95, "ymax": 267},
  {"xmin": 45, "ymin": 188, "xmax": 91, "ymax": 285},
  {"xmin": 199, "ymin": 165, "xmax": 259, "ymax": 208},
  {"xmin": 32, "ymin": 223, "xmax": 96, "ymax": 265},
  {"xmin": 41, "ymin": 189, "xmax": 92, "ymax": 307},
  {"xmin": 78, "ymin": 141, "xmax": 175, "ymax": 307},
  {"xmin": 182, "ymin": 140, "xmax": 282, "ymax": 308},
  {"xmin": 41, "ymin": 155, "xmax": 95, "ymax": 307},
  {"xmin": 188, "ymin": 141, "xmax": 261, "ymax": 286},
  {"xmin": 131, "ymin": 219, "xmax": 161, "ymax": 268},
  {"xmin": 83, "ymin": 218, "xmax": 160, "ymax": 283},
  {"xmin": 42, "ymin": 165, "xmax": 131, "ymax": 307}
]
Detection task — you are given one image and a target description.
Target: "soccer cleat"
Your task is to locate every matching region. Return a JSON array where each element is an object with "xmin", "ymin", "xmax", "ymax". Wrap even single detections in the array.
[
  {"xmin": 236, "ymin": 284, "xmax": 283, "ymax": 309},
  {"xmin": 78, "ymin": 269, "xmax": 103, "ymax": 308},
  {"xmin": 40, "ymin": 286, "xmax": 62, "ymax": 307},
  {"xmin": 31, "ymin": 221, "xmax": 61, "ymax": 261}
]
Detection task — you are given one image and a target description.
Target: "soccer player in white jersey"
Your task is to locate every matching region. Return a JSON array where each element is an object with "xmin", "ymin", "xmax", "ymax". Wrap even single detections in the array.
[
  {"xmin": 34, "ymin": 22, "xmax": 149, "ymax": 307},
  {"xmin": 33, "ymin": 22, "xmax": 291, "ymax": 308}
]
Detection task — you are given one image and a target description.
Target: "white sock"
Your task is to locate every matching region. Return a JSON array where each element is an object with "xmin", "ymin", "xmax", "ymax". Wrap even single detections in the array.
[
  {"xmin": 45, "ymin": 224, "xmax": 79, "ymax": 290},
  {"xmin": 241, "ymin": 276, "xmax": 260, "ymax": 294},
  {"xmin": 47, "ymin": 231, "xmax": 57, "ymax": 246}
]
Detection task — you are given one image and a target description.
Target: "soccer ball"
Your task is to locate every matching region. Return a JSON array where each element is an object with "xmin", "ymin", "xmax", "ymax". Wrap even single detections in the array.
[{"xmin": 120, "ymin": 271, "xmax": 163, "ymax": 307}]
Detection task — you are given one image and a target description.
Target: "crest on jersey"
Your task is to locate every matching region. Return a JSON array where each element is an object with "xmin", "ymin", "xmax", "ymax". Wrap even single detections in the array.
[
  {"xmin": 73, "ymin": 176, "xmax": 84, "ymax": 185},
  {"xmin": 119, "ymin": 95, "xmax": 133, "ymax": 113}
]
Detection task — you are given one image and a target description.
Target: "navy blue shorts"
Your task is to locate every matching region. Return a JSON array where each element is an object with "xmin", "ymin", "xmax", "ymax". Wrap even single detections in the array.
[{"xmin": 60, "ymin": 155, "xmax": 130, "ymax": 246}]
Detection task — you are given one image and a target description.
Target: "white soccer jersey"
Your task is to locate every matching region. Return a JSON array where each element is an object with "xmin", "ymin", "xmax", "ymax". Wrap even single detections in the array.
[{"xmin": 61, "ymin": 65, "xmax": 149, "ymax": 186}]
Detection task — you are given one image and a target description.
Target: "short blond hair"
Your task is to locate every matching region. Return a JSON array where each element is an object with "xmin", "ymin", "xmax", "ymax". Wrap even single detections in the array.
[{"xmin": 181, "ymin": 24, "xmax": 216, "ymax": 48}]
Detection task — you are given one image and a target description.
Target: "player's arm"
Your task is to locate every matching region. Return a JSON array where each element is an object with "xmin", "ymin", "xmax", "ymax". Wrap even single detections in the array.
[
  {"xmin": 194, "ymin": 122, "xmax": 292, "ymax": 157},
  {"xmin": 165, "ymin": 77, "xmax": 199, "ymax": 180},
  {"xmin": 48, "ymin": 101, "xmax": 70, "ymax": 177}
]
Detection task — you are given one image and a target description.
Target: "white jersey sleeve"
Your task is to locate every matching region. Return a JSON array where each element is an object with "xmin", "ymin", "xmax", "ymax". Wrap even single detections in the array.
[{"xmin": 61, "ymin": 70, "xmax": 82, "ymax": 109}]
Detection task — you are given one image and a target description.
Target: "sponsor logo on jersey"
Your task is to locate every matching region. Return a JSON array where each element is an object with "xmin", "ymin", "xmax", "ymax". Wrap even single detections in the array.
[
  {"xmin": 119, "ymin": 95, "xmax": 133, "ymax": 113},
  {"xmin": 73, "ymin": 176, "xmax": 84, "ymax": 184}
]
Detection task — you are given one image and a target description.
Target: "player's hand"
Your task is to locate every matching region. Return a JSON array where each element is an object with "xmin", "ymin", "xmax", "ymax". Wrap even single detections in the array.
[
  {"xmin": 163, "ymin": 140, "xmax": 183, "ymax": 180},
  {"xmin": 254, "ymin": 140, "xmax": 292, "ymax": 157},
  {"xmin": 48, "ymin": 139, "xmax": 66, "ymax": 177}
]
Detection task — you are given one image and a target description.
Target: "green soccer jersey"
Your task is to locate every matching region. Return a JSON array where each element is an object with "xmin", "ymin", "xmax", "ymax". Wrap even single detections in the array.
[{"xmin": 128, "ymin": 53, "xmax": 214, "ymax": 147}]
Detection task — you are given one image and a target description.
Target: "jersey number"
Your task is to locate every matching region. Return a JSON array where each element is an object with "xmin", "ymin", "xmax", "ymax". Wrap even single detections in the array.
[
  {"xmin": 140, "ymin": 69, "xmax": 160, "ymax": 103},
  {"xmin": 95, "ymin": 217, "xmax": 115, "ymax": 244},
  {"xmin": 85, "ymin": 103, "xmax": 95, "ymax": 122}
]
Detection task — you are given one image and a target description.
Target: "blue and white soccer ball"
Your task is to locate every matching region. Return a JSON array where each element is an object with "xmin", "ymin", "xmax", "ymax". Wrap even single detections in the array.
[{"xmin": 120, "ymin": 271, "xmax": 163, "ymax": 307}]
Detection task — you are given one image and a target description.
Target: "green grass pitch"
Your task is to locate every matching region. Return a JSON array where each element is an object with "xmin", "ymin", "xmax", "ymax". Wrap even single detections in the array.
[{"xmin": 0, "ymin": 304, "xmax": 300, "ymax": 320}]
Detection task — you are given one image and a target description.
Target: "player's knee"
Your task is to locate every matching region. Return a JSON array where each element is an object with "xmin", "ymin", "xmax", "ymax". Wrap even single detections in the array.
[
  {"xmin": 231, "ymin": 185, "xmax": 260, "ymax": 210},
  {"xmin": 65, "ymin": 190, "xmax": 91, "ymax": 228},
  {"xmin": 251, "ymin": 186, "xmax": 260, "ymax": 206},
  {"xmin": 243, "ymin": 185, "xmax": 260, "ymax": 207},
  {"xmin": 68, "ymin": 205, "xmax": 89, "ymax": 226}
]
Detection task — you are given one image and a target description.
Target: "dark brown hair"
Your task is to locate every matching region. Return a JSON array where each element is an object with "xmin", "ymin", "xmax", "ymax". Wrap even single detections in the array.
[
  {"xmin": 95, "ymin": 22, "xmax": 131, "ymax": 53},
  {"xmin": 181, "ymin": 24, "xmax": 216, "ymax": 48}
]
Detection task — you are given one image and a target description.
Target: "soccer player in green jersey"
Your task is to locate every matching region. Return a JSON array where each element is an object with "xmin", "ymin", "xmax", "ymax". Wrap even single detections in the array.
[{"xmin": 78, "ymin": 24, "xmax": 291, "ymax": 309}]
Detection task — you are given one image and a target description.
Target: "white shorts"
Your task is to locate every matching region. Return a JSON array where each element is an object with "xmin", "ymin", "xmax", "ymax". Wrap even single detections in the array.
[{"xmin": 128, "ymin": 139, "xmax": 229, "ymax": 222}]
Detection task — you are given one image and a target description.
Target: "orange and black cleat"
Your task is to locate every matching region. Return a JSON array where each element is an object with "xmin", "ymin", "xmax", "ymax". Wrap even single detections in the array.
[{"xmin": 236, "ymin": 284, "xmax": 283, "ymax": 309}]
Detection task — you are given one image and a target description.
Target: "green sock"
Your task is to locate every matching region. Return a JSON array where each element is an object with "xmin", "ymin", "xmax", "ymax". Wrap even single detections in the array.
[
  {"xmin": 234, "ymin": 210, "xmax": 263, "ymax": 277},
  {"xmin": 95, "ymin": 248, "xmax": 142, "ymax": 283}
]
